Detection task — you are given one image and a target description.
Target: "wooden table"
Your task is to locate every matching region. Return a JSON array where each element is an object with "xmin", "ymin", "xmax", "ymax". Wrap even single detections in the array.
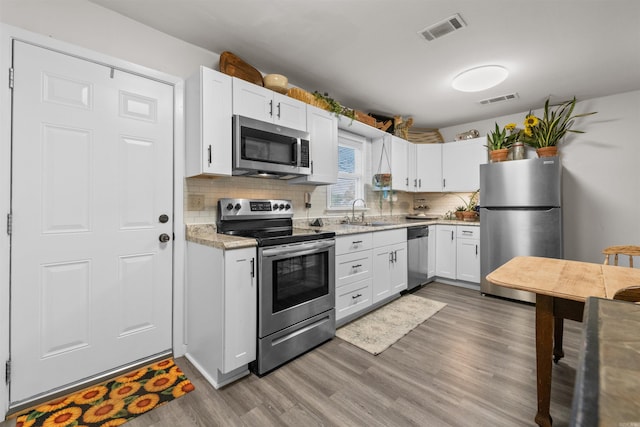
[{"xmin": 486, "ymin": 256, "xmax": 640, "ymax": 427}]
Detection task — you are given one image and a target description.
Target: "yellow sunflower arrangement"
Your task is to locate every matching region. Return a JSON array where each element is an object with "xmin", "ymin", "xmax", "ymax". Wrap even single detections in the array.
[
  {"xmin": 14, "ymin": 358, "xmax": 194, "ymax": 427},
  {"xmin": 523, "ymin": 97, "xmax": 596, "ymax": 148}
]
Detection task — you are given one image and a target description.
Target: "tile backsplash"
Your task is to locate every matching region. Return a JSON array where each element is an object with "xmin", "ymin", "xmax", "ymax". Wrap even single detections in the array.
[{"xmin": 184, "ymin": 176, "xmax": 475, "ymax": 225}]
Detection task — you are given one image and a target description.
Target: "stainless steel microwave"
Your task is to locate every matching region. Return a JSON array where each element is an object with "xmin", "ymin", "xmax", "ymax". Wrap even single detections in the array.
[{"xmin": 232, "ymin": 115, "xmax": 311, "ymax": 179}]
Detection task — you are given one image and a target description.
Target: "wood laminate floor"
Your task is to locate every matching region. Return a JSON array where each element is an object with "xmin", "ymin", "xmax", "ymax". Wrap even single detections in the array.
[{"xmin": 2, "ymin": 283, "xmax": 582, "ymax": 426}]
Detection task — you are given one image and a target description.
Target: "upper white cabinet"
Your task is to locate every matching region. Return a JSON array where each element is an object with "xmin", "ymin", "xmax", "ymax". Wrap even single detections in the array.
[
  {"xmin": 290, "ymin": 105, "xmax": 338, "ymax": 185},
  {"xmin": 232, "ymin": 78, "xmax": 307, "ymax": 131},
  {"xmin": 371, "ymin": 134, "xmax": 410, "ymax": 192},
  {"xmin": 412, "ymin": 143, "xmax": 442, "ymax": 192},
  {"xmin": 441, "ymin": 137, "xmax": 487, "ymax": 192},
  {"xmin": 185, "ymin": 66, "xmax": 232, "ymax": 177}
]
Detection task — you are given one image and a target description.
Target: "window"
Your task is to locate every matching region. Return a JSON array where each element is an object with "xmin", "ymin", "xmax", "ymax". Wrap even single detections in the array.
[{"xmin": 327, "ymin": 132, "xmax": 365, "ymax": 209}]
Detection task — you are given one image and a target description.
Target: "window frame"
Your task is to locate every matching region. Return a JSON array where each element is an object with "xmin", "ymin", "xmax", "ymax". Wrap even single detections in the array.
[{"xmin": 326, "ymin": 131, "xmax": 367, "ymax": 211}]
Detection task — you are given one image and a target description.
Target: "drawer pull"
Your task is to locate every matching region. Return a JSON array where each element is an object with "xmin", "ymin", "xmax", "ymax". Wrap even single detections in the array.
[
  {"xmin": 352, "ymin": 240, "xmax": 363, "ymax": 244},
  {"xmin": 352, "ymin": 293, "xmax": 362, "ymax": 299},
  {"xmin": 463, "ymin": 230, "xmax": 473, "ymax": 235},
  {"xmin": 352, "ymin": 264, "xmax": 362, "ymax": 269}
]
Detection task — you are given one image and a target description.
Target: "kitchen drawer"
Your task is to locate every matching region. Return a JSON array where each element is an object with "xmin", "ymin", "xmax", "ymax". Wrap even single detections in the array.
[
  {"xmin": 336, "ymin": 278, "xmax": 372, "ymax": 321},
  {"xmin": 457, "ymin": 225, "xmax": 479, "ymax": 239},
  {"xmin": 336, "ymin": 250, "xmax": 372, "ymax": 288},
  {"xmin": 372, "ymin": 228, "xmax": 406, "ymax": 247},
  {"xmin": 335, "ymin": 232, "xmax": 373, "ymax": 255}
]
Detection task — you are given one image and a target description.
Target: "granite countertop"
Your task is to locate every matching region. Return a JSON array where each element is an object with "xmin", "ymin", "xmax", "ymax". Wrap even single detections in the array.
[
  {"xmin": 186, "ymin": 218, "xmax": 479, "ymax": 249},
  {"xmin": 571, "ymin": 297, "xmax": 640, "ymax": 426}
]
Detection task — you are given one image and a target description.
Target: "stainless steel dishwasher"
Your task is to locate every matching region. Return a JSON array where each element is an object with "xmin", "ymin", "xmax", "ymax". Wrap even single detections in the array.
[{"xmin": 407, "ymin": 225, "xmax": 430, "ymax": 291}]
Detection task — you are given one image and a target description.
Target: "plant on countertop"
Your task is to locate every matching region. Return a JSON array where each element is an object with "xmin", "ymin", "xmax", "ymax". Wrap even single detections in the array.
[
  {"xmin": 313, "ymin": 91, "xmax": 357, "ymax": 121},
  {"xmin": 524, "ymin": 97, "xmax": 597, "ymax": 148},
  {"xmin": 455, "ymin": 189, "xmax": 479, "ymax": 212}
]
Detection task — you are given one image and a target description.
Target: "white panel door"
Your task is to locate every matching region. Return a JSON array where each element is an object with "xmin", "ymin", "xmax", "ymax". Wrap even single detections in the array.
[{"xmin": 10, "ymin": 41, "xmax": 174, "ymax": 403}]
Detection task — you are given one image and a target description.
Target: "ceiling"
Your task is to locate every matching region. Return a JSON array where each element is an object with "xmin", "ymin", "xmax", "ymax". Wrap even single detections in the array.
[{"xmin": 89, "ymin": 0, "xmax": 640, "ymax": 129}]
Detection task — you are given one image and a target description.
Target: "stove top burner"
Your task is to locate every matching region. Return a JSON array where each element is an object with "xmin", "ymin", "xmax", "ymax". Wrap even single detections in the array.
[{"xmin": 217, "ymin": 198, "xmax": 335, "ymax": 246}]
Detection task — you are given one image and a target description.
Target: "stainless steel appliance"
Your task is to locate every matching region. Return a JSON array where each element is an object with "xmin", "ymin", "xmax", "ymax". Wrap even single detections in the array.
[
  {"xmin": 480, "ymin": 157, "xmax": 563, "ymax": 303},
  {"xmin": 407, "ymin": 225, "xmax": 432, "ymax": 291},
  {"xmin": 233, "ymin": 115, "xmax": 311, "ymax": 179},
  {"xmin": 217, "ymin": 198, "xmax": 335, "ymax": 375}
]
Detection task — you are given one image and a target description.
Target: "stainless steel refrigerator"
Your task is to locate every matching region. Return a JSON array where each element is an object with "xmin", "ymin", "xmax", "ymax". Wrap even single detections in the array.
[{"xmin": 480, "ymin": 157, "xmax": 563, "ymax": 303}]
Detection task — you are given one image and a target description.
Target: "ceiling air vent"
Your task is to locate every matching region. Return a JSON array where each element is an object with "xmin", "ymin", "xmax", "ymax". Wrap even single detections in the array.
[
  {"xmin": 418, "ymin": 13, "xmax": 466, "ymax": 42},
  {"xmin": 479, "ymin": 93, "xmax": 519, "ymax": 105}
]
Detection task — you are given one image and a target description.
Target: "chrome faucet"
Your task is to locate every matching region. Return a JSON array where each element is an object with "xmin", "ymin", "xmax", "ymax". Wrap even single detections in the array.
[{"xmin": 352, "ymin": 198, "xmax": 366, "ymax": 223}]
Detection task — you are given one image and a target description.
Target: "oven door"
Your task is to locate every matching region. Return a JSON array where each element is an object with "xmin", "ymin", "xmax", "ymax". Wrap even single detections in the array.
[{"xmin": 258, "ymin": 239, "xmax": 335, "ymax": 337}]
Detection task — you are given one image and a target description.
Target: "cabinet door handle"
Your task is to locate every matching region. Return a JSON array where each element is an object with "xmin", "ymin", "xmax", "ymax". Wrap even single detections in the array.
[
  {"xmin": 389, "ymin": 252, "xmax": 394, "ymax": 263},
  {"xmin": 476, "ymin": 245, "xmax": 478, "ymax": 256},
  {"xmin": 310, "ymin": 160, "xmax": 314, "ymax": 174},
  {"xmin": 269, "ymin": 99, "xmax": 273, "ymax": 117},
  {"xmin": 419, "ymin": 178, "xmax": 422, "ymax": 188},
  {"xmin": 451, "ymin": 231, "xmax": 454, "ymax": 241},
  {"xmin": 414, "ymin": 179, "xmax": 417, "ymax": 188},
  {"xmin": 250, "ymin": 258, "xmax": 255, "ymax": 278},
  {"xmin": 405, "ymin": 177, "xmax": 409, "ymax": 186},
  {"xmin": 443, "ymin": 178, "xmax": 446, "ymax": 188},
  {"xmin": 207, "ymin": 145, "xmax": 212, "ymax": 165},
  {"xmin": 277, "ymin": 102, "xmax": 281, "ymax": 119}
]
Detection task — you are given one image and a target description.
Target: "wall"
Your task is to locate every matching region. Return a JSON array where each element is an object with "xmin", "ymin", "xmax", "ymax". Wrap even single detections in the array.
[{"xmin": 440, "ymin": 91, "xmax": 640, "ymax": 265}]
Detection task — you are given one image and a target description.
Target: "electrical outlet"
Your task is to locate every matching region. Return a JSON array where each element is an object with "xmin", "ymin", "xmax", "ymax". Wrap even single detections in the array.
[{"xmin": 187, "ymin": 194, "xmax": 205, "ymax": 211}]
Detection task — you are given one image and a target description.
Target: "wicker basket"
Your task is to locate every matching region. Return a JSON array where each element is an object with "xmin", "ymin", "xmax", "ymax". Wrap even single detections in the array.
[
  {"xmin": 406, "ymin": 128, "xmax": 445, "ymax": 144},
  {"xmin": 287, "ymin": 87, "xmax": 330, "ymax": 110}
]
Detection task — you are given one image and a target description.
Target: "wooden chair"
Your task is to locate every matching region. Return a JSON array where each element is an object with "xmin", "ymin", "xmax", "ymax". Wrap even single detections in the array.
[
  {"xmin": 602, "ymin": 245, "xmax": 640, "ymax": 267},
  {"xmin": 602, "ymin": 245, "xmax": 640, "ymax": 303}
]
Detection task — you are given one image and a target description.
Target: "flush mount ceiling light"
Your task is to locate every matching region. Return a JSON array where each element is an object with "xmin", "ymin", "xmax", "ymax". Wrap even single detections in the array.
[{"xmin": 452, "ymin": 65, "xmax": 509, "ymax": 92}]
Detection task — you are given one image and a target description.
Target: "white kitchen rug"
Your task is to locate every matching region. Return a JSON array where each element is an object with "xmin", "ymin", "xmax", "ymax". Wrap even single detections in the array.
[{"xmin": 336, "ymin": 294, "xmax": 446, "ymax": 355}]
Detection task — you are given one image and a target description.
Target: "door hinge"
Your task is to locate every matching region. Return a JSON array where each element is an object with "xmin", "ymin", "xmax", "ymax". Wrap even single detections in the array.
[
  {"xmin": 5, "ymin": 360, "xmax": 10, "ymax": 385},
  {"xmin": 6, "ymin": 213, "xmax": 12, "ymax": 236},
  {"xmin": 8, "ymin": 67, "xmax": 14, "ymax": 89}
]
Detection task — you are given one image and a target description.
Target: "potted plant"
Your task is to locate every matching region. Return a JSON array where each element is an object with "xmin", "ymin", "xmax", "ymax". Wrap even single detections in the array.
[
  {"xmin": 486, "ymin": 123, "xmax": 512, "ymax": 162},
  {"xmin": 524, "ymin": 97, "xmax": 597, "ymax": 157},
  {"xmin": 313, "ymin": 91, "xmax": 357, "ymax": 121},
  {"xmin": 455, "ymin": 190, "xmax": 479, "ymax": 221},
  {"xmin": 455, "ymin": 206, "xmax": 465, "ymax": 220}
]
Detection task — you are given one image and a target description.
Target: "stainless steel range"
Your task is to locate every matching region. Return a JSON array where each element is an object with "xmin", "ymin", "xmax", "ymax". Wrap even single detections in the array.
[{"xmin": 217, "ymin": 198, "xmax": 336, "ymax": 375}]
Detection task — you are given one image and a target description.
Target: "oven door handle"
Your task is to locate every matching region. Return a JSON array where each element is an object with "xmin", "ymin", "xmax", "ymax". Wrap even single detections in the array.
[{"xmin": 261, "ymin": 240, "xmax": 335, "ymax": 258}]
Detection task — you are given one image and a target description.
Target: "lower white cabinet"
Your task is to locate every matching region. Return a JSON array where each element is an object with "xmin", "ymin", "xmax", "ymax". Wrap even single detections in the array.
[
  {"xmin": 335, "ymin": 233, "xmax": 373, "ymax": 322},
  {"xmin": 186, "ymin": 243, "xmax": 256, "ymax": 388},
  {"xmin": 427, "ymin": 225, "xmax": 436, "ymax": 279},
  {"xmin": 372, "ymin": 229, "xmax": 408, "ymax": 303},
  {"xmin": 435, "ymin": 225, "xmax": 457, "ymax": 279},
  {"xmin": 456, "ymin": 226, "xmax": 480, "ymax": 283}
]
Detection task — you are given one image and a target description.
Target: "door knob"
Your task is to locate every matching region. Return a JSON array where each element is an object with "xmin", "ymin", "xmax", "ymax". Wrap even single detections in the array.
[{"xmin": 159, "ymin": 233, "xmax": 171, "ymax": 243}]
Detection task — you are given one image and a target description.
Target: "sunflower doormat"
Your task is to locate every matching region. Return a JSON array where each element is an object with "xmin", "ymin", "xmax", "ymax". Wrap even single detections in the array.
[{"xmin": 15, "ymin": 357, "xmax": 194, "ymax": 427}]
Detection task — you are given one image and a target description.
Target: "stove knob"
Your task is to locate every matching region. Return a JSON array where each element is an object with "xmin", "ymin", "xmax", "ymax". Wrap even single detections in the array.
[
  {"xmin": 226, "ymin": 203, "xmax": 234, "ymax": 211},
  {"xmin": 272, "ymin": 203, "xmax": 278, "ymax": 210},
  {"xmin": 234, "ymin": 203, "xmax": 241, "ymax": 211},
  {"xmin": 279, "ymin": 204, "xmax": 285, "ymax": 210},
  {"xmin": 285, "ymin": 204, "xmax": 291, "ymax": 210}
]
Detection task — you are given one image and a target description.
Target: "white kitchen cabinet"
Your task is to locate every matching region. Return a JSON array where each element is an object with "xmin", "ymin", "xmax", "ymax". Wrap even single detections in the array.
[
  {"xmin": 441, "ymin": 137, "xmax": 487, "ymax": 192},
  {"xmin": 371, "ymin": 135, "xmax": 410, "ymax": 192},
  {"xmin": 372, "ymin": 229, "xmax": 408, "ymax": 303},
  {"xmin": 186, "ymin": 243, "xmax": 256, "ymax": 388},
  {"xmin": 335, "ymin": 233, "xmax": 373, "ymax": 322},
  {"xmin": 412, "ymin": 143, "xmax": 442, "ymax": 192},
  {"xmin": 290, "ymin": 104, "xmax": 337, "ymax": 185},
  {"xmin": 435, "ymin": 224, "xmax": 457, "ymax": 279},
  {"xmin": 456, "ymin": 226, "xmax": 480, "ymax": 283},
  {"xmin": 427, "ymin": 225, "xmax": 437, "ymax": 279},
  {"xmin": 185, "ymin": 66, "xmax": 232, "ymax": 177},
  {"xmin": 232, "ymin": 78, "xmax": 307, "ymax": 131}
]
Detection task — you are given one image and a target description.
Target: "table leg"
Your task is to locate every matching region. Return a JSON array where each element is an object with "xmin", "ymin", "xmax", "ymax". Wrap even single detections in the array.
[
  {"xmin": 553, "ymin": 317, "xmax": 564, "ymax": 364},
  {"xmin": 535, "ymin": 294, "xmax": 554, "ymax": 427}
]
